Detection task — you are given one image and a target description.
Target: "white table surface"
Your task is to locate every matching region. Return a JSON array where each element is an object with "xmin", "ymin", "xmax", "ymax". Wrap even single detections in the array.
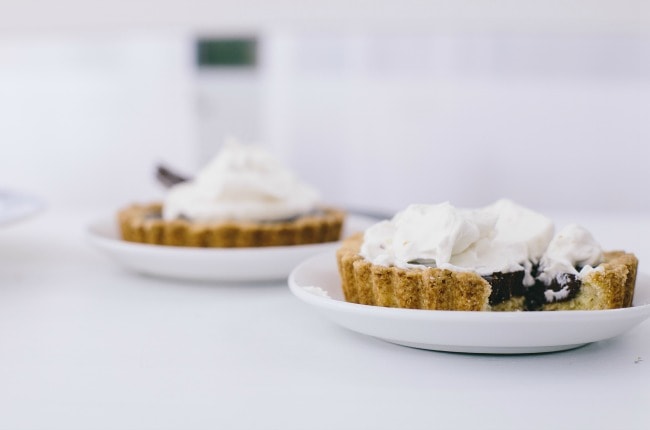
[{"xmin": 1, "ymin": 206, "xmax": 648, "ymax": 430}]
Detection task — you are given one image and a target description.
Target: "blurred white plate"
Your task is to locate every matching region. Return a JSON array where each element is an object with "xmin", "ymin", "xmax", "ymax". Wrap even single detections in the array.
[
  {"xmin": 0, "ymin": 190, "xmax": 45, "ymax": 227},
  {"xmin": 289, "ymin": 251, "xmax": 650, "ymax": 354},
  {"xmin": 87, "ymin": 215, "xmax": 375, "ymax": 282}
]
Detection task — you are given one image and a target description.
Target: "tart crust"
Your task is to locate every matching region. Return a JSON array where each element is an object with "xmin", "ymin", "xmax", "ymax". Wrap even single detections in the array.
[
  {"xmin": 336, "ymin": 233, "xmax": 638, "ymax": 311},
  {"xmin": 336, "ymin": 233, "xmax": 491, "ymax": 311},
  {"xmin": 118, "ymin": 202, "xmax": 345, "ymax": 247},
  {"xmin": 541, "ymin": 251, "xmax": 637, "ymax": 310}
]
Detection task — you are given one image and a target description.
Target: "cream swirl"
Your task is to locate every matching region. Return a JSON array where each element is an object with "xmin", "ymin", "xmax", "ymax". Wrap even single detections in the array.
[
  {"xmin": 537, "ymin": 224, "xmax": 603, "ymax": 285},
  {"xmin": 360, "ymin": 199, "xmax": 555, "ymax": 285},
  {"xmin": 163, "ymin": 141, "xmax": 320, "ymax": 222}
]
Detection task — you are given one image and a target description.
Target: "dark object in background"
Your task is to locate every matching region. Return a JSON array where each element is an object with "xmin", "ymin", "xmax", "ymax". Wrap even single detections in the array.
[
  {"xmin": 156, "ymin": 165, "xmax": 189, "ymax": 188},
  {"xmin": 196, "ymin": 37, "xmax": 257, "ymax": 68}
]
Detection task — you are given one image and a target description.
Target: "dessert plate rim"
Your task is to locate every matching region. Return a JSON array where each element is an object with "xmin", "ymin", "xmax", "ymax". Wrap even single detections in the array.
[
  {"xmin": 86, "ymin": 214, "xmax": 376, "ymax": 282},
  {"xmin": 288, "ymin": 250, "xmax": 650, "ymax": 354}
]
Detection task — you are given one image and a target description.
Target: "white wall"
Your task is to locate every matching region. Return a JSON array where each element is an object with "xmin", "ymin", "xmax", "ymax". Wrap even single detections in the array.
[
  {"xmin": 0, "ymin": 32, "xmax": 196, "ymax": 210},
  {"xmin": 0, "ymin": 1, "xmax": 647, "ymax": 214},
  {"xmin": 260, "ymin": 32, "xmax": 648, "ymax": 213},
  {"xmin": 0, "ymin": 1, "xmax": 644, "ymax": 34}
]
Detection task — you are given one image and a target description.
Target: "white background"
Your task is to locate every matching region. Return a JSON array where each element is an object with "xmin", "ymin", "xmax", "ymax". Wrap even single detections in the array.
[{"xmin": 0, "ymin": 1, "xmax": 647, "ymax": 215}]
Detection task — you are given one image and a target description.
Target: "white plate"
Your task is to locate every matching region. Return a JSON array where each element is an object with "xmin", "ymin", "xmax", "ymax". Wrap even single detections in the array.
[
  {"xmin": 288, "ymin": 251, "xmax": 650, "ymax": 354},
  {"xmin": 87, "ymin": 215, "xmax": 375, "ymax": 282},
  {"xmin": 0, "ymin": 190, "xmax": 45, "ymax": 227}
]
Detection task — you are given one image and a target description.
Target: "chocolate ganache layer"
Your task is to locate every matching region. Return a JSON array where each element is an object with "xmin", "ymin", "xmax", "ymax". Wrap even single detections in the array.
[{"xmin": 482, "ymin": 265, "xmax": 582, "ymax": 310}]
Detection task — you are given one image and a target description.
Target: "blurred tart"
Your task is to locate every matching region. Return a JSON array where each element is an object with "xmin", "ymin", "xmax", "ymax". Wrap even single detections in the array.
[{"xmin": 118, "ymin": 141, "xmax": 344, "ymax": 247}]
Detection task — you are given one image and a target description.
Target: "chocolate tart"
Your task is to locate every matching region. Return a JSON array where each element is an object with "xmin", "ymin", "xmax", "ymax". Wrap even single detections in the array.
[
  {"xmin": 118, "ymin": 202, "xmax": 345, "ymax": 248},
  {"xmin": 336, "ymin": 233, "xmax": 638, "ymax": 312}
]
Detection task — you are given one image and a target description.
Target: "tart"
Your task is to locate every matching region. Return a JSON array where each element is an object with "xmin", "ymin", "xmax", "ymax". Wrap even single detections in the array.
[
  {"xmin": 337, "ymin": 233, "xmax": 637, "ymax": 311},
  {"xmin": 336, "ymin": 200, "xmax": 638, "ymax": 312},
  {"xmin": 117, "ymin": 141, "xmax": 345, "ymax": 248}
]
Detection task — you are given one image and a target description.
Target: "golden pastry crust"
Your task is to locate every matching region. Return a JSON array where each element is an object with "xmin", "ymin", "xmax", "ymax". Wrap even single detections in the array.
[
  {"xmin": 336, "ymin": 233, "xmax": 492, "ymax": 311},
  {"xmin": 118, "ymin": 202, "xmax": 345, "ymax": 247},
  {"xmin": 336, "ymin": 233, "xmax": 638, "ymax": 312},
  {"xmin": 541, "ymin": 251, "xmax": 638, "ymax": 311}
]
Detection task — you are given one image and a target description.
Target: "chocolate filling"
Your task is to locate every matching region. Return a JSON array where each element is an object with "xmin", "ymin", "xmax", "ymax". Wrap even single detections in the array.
[
  {"xmin": 481, "ymin": 264, "xmax": 583, "ymax": 310},
  {"xmin": 482, "ymin": 271, "xmax": 526, "ymax": 306},
  {"xmin": 525, "ymin": 272, "xmax": 582, "ymax": 311}
]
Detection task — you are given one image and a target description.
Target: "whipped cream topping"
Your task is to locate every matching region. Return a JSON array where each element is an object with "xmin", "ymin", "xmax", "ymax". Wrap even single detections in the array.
[
  {"xmin": 537, "ymin": 224, "xmax": 603, "ymax": 285},
  {"xmin": 544, "ymin": 285, "xmax": 571, "ymax": 302},
  {"xmin": 163, "ymin": 141, "xmax": 321, "ymax": 222},
  {"xmin": 361, "ymin": 202, "xmax": 490, "ymax": 268},
  {"xmin": 481, "ymin": 199, "xmax": 555, "ymax": 263},
  {"xmin": 360, "ymin": 199, "xmax": 554, "ymax": 284},
  {"xmin": 361, "ymin": 200, "xmax": 605, "ymax": 287}
]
